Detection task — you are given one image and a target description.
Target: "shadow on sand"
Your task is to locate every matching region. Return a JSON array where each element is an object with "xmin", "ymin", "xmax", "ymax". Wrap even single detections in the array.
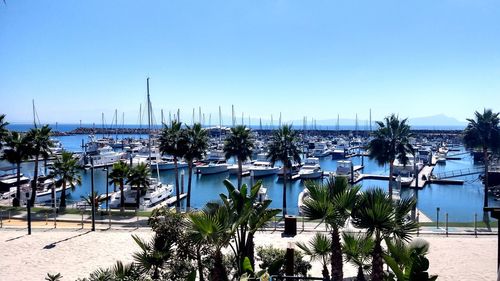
[{"xmin": 43, "ymin": 230, "xmax": 91, "ymax": 250}]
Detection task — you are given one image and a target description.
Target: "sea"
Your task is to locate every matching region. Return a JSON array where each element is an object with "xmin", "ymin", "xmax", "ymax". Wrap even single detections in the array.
[{"xmin": 2, "ymin": 123, "xmax": 488, "ymax": 222}]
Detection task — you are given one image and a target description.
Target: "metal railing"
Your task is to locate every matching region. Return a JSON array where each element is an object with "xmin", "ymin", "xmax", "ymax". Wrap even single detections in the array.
[{"xmin": 434, "ymin": 167, "xmax": 484, "ymax": 179}]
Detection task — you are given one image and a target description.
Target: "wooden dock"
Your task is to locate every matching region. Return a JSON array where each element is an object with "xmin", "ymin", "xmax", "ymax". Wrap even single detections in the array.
[{"xmin": 410, "ymin": 165, "xmax": 434, "ymax": 189}]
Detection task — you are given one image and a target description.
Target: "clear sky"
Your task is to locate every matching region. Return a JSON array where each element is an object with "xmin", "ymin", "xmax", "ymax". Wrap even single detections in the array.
[{"xmin": 1, "ymin": 0, "xmax": 499, "ymax": 125}]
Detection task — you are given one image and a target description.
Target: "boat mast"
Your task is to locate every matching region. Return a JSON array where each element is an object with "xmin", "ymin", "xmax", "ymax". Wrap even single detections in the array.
[
  {"xmin": 218, "ymin": 106, "xmax": 222, "ymax": 143},
  {"xmin": 32, "ymin": 99, "xmax": 38, "ymax": 129},
  {"xmin": 147, "ymin": 78, "xmax": 152, "ymax": 165}
]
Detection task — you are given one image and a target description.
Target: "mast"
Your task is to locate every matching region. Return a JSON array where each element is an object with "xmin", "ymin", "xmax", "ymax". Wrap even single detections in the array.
[
  {"xmin": 139, "ymin": 104, "xmax": 142, "ymax": 139},
  {"xmin": 337, "ymin": 114, "xmax": 340, "ymax": 131},
  {"xmin": 122, "ymin": 112, "xmax": 124, "ymax": 140},
  {"xmin": 32, "ymin": 99, "xmax": 37, "ymax": 128},
  {"xmin": 199, "ymin": 106, "xmax": 202, "ymax": 124},
  {"xmin": 241, "ymin": 112, "xmax": 244, "ymax": 126},
  {"xmin": 177, "ymin": 108, "xmax": 180, "ymax": 122},
  {"xmin": 115, "ymin": 109, "xmax": 118, "ymax": 140},
  {"xmin": 101, "ymin": 112, "xmax": 105, "ymax": 139},
  {"xmin": 279, "ymin": 112, "xmax": 282, "ymax": 127},
  {"xmin": 147, "ymin": 78, "xmax": 152, "ymax": 165},
  {"xmin": 219, "ymin": 106, "xmax": 222, "ymax": 142},
  {"xmin": 231, "ymin": 105, "xmax": 235, "ymax": 127},
  {"xmin": 369, "ymin": 108, "xmax": 372, "ymax": 132},
  {"xmin": 161, "ymin": 109, "xmax": 164, "ymax": 125}
]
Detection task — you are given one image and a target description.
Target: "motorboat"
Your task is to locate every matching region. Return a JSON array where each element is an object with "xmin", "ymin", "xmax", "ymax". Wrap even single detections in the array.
[
  {"xmin": 248, "ymin": 161, "xmax": 279, "ymax": 177},
  {"xmin": 298, "ymin": 157, "xmax": 323, "ymax": 179},
  {"xmin": 311, "ymin": 142, "xmax": 331, "ymax": 157},
  {"xmin": 196, "ymin": 162, "xmax": 229, "ymax": 175},
  {"xmin": 336, "ymin": 160, "xmax": 353, "ymax": 176}
]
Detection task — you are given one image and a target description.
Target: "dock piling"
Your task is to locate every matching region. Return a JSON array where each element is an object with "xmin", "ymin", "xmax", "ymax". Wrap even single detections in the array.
[
  {"xmin": 445, "ymin": 213, "xmax": 448, "ymax": 237},
  {"xmin": 436, "ymin": 207, "xmax": 440, "ymax": 229},
  {"xmin": 474, "ymin": 213, "xmax": 477, "ymax": 238}
]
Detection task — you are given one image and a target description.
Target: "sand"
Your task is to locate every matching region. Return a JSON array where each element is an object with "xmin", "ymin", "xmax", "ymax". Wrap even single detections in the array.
[{"xmin": 0, "ymin": 229, "xmax": 497, "ymax": 280}]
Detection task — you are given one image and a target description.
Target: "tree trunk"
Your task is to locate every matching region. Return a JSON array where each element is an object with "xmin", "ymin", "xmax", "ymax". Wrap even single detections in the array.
[
  {"xmin": 388, "ymin": 161, "xmax": 394, "ymax": 198},
  {"xmin": 210, "ymin": 250, "xmax": 228, "ymax": 281},
  {"xmin": 120, "ymin": 181, "xmax": 125, "ymax": 213},
  {"xmin": 371, "ymin": 238, "xmax": 384, "ymax": 281},
  {"xmin": 197, "ymin": 245, "xmax": 205, "ymax": 281},
  {"xmin": 322, "ymin": 263, "xmax": 330, "ymax": 280},
  {"xmin": 356, "ymin": 265, "xmax": 366, "ymax": 281},
  {"xmin": 136, "ymin": 184, "xmax": 141, "ymax": 209},
  {"xmin": 484, "ymin": 147, "xmax": 489, "ymax": 208},
  {"xmin": 237, "ymin": 158, "xmax": 242, "ymax": 190},
  {"xmin": 330, "ymin": 227, "xmax": 343, "ymax": 281},
  {"xmin": 13, "ymin": 162, "xmax": 21, "ymax": 207},
  {"xmin": 187, "ymin": 161, "xmax": 193, "ymax": 211},
  {"xmin": 282, "ymin": 166, "xmax": 287, "ymax": 216},
  {"xmin": 29, "ymin": 155, "xmax": 39, "ymax": 206},
  {"xmin": 60, "ymin": 181, "xmax": 67, "ymax": 208},
  {"xmin": 174, "ymin": 157, "xmax": 180, "ymax": 212}
]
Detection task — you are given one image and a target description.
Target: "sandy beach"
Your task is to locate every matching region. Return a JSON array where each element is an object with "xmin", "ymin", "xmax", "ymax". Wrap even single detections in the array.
[{"xmin": 0, "ymin": 228, "xmax": 497, "ymax": 281}]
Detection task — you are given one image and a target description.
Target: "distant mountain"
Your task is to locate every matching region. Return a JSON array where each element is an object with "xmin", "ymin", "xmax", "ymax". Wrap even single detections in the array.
[{"xmin": 408, "ymin": 114, "xmax": 466, "ymax": 127}]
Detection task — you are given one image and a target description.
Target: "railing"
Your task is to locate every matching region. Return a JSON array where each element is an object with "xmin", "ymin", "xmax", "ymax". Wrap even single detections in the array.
[{"xmin": 434, "ymin": 167, "xmax": 484, "ymax": 179}]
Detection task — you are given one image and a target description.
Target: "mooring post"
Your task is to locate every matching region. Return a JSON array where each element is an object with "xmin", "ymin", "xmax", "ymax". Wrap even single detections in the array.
[
  {"xmin": 436, "ymin": 207, "xmax": 440, "ymax": 229},
  {"xmin": 474, "ymin": 213, "xmax": 477, "ymax": 238},
  {"xmin": 445, "ymin": 213, "xmax": 448, "ymax": 237}
]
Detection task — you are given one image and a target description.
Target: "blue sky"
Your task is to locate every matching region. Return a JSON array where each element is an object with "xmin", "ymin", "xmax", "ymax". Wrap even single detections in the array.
[{"xmin": 1, "ymin": 0, "xmax": 499, "ymax": 125}]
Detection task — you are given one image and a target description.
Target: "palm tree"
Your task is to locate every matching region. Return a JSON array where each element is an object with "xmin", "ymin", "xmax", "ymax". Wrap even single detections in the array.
[
  {"xmin": 132, "ymin": 234, "xmax": 172, "ymax": 280},
  {"xmin": 383, "ymin": 238, "xmax": 438, "ymax": 281},
  {"xmin": 367, "ymin": 114, "xmax": 414, "ymax": 197},
  {"xmin": 224, "ymin": 125, "xmax": 254, "ymax": 189},
  {"xmin": 26, "ymin": 125, "xmax": 53, "ymax": 206},
  {"xmin": 267, "ymin": 124, "xmax": 301, "ymax": 216},
  {"xmin": 159, "ymin": 120, "xmax": 186, "ymax": 212},
  {"xmin": 81, "ymin": 191, "xmax": 100, "ymax": 210},
  {"xmin": 49, "ymin": 150, "xmax": 82, "ymax": 208},
  {"xmin": 342, "ymin": 232, "xmax": 374, "ymax": 281},
  {"xmin": 2, "ymin": 131, "xmax": 30, "ymax": 206},
  {"xmin": 297, "ymin": 233, "xmax": 332, "ymax": 280},
  {"xmin": 188, "ymin": 203, "xmax": 233, "ymax": 281},
  {"xmin": 182, "ymin": 123, "xmax": 209, "ymax": 210},
  {"xmin": 463, "ymin": 109, "xmax": 500, "ymax": 208},
  {"xmin": 108, "ymin": 161, "xmax": 129, "ymax": 212},
  {"xmin": 219, "ymin": 179, "xmax": 280, "ymax": 275},
  {"xmin": 302, "ymin": 176, "xmax": 360, "ymax": 281},
  {"xmin": 351, "ymin": 188, "xmax": 418, "ymax": 281},
  {"xmin": 0, "ymin": 114, "xmax": 9, "ymax": 150},
  {"xmin": 126, "ymin": 163, "xmax": 151, "ymax": 209}
]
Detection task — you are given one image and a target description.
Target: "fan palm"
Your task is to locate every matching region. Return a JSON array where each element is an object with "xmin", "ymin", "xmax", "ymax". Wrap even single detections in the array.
[
  {"xmin": 296, "ymin": 233, "xmax": 332, "ymax": 280},
  {"xmin": 188, "ymin": 203, "xmax": 233, "ymax": 281},
  {"xmin": 159, "ymin": 120, "xmax": 186, "ymax": 212},
  {"xmin": 224, "ymin": 125, "xmax": 254, "ymax": 189},
  {"xmin": 301, "ymin": 176, "xmax": 360, "ymax": 281},
  {"xmin": 108, "ymin": 161, "xmax": 129, "ymax": 212},
  {"xmin": 49, "ymin": 150, "xmax": 82, "ymax": 208},
  {"xmin": 132, "ymin": 234, "xmax": 173, "ymax": 280},
  {"xmin": 367, "ymin": 114, "xmax": 414, "ymax": 197},
  {"xmin": 126, "ymin": 163, "xmax": 151, "ymax": 209},
  {"xmin": 0, "ymin": 114, "xmax": 9, "ymax": 150},
  {"xmin": 342, "ymin": 232, "xmax": 374, "ymax": 281},
  {"xmin": 81, "ymin": 191, "xmax": 100, "ymax": 210},
  {"xmin": 267, "ymin": 125, "xmax": 301, "ymax": 216},
  {"xmin": 2, "ymin": 131, "xmax": 30, "ymax": 206},
  {"xmin": 26, "ymin": 125, "xmax": 53, "ymax": 206},
  {"xmin": 182, "ymin": 123, "xmax": 209, "ymax": 210},
  {"xmin": 463, "ymin": 109, "xmax": 500, "ymax": 207},
  {"xmin": 351, "ymin": 188, "xmax": 418, "ymax": 281}
]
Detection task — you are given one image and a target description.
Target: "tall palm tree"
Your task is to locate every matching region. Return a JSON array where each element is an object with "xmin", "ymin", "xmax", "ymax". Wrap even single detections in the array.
[
  {"xmin": 188, "ymin": 203, "xmax": 233, "ymax": 281},
  {"xmin": 0, "ymin": 114, "xmax": 9, "ymax": 150},
  {"xmin": 26, "ymin": 125, "xmax": 53, "ymax": 206},
  {"xmin": 108, "ymin": 161, "xmax": 130, "ymax": 212},
  {"xmin": 342, "ymin": 232, "xmax": 374, "ymax": 281},
  {"xmin": 351, "ymin": 188, "xmax": 418, "ymax": 281},
  {"xmin": 182, "ymin": 123, "xmax": 209, "ymax": 210},
  {"xmin": 463, "ymin": 109, "xmax": 500, "ymax": 208},
  {"xmin": 223, "ymin": 125, "xmax": 254, "ymax": 189},
  {"xmin": 49, "ymin": 150, "xmax": 82, "ymax": 208},
  {"xmin": 2, "ymin": 131, "xmax": 30, "ymax": 206},
  {"xmin": 297, "ymin": 233, "xmax": 332, "ymax": 280},
  {"xmin": 367, "ymin": 114, "xmax": 414, "ymax": 197},
  {"xmin": 267, "ymin": 124, "xmax": 301, "ymax": 216},
  {"xmin": 126, "ymin": 163, "xmax": 151, "ymax": 209},
  {"xmin": 302, "ymin": 176, "xmax": 360, "ymax": 281},
  {"xmin": 159, "ymin": 120, "xmax": 186, "ymax": 211}
]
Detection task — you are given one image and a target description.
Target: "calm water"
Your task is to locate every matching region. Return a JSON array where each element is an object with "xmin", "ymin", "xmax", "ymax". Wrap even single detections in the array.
[{"xmin": 1, "ymin": 135, "xmax": 492, "ymax": 222}]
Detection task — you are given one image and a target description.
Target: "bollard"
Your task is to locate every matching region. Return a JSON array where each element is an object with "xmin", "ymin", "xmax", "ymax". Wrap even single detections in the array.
[
  {"xmin": 8, "ymin": 211, "xmax": 11, "ymax": 222},
  {"xmin": 136, "ymin": 210, "xmax": 139, "ymax": 229},
  {"xmin": 0, "ymin": 211, "xmax": 2, "ymax": 228},
  {"xmin": 274, "ymin": 215, "xmax": 277, "ymax": 231},
  {"xmin": 445, "ymin": 213, "xmax": 448, "ymax": 237},
  {"xmin": 436, "ymin": 207, "xmax": 440, "ymax": 229},
  {"xmin": 474, "ymin": 213, "xmax": 477, "ymax": 238},
  {"xmin": 45, "ymin": 213, "xmax": 48, "ymax": 225},
  {"xmin": 81, "ymin": 211, "xmax": 84, "ymax": 229},
  {"xmin": 108, "ymin": 209, "xmax": 111, "ymax": 229},
  {"xmin": 417, "ymin": 212, "xmax": 420, "ymax": 237}
]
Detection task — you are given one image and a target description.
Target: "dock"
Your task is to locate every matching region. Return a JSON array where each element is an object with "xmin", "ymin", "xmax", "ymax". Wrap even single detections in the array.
[{"xmin": 410, "ymin": 165, "xmax": 434, "ymax": 189}]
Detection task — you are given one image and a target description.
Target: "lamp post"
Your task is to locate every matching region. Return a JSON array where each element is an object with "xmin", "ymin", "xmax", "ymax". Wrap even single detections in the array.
[
  {"xmin": 103, "ymin": 167, "xmax": 109, "ymax": 213},
  {"xmin": 90, "ymin": 159, "xmax": 95, "ymax": 231}
]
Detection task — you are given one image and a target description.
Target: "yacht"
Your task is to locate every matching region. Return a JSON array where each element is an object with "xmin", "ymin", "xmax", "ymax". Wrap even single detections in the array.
[
  {"xmin": 248, "ymin": 161, "xmax": 280, "ymax": 177},
  {"xmin": 393, "ymin": 154, "xmax": 423, "ymax": 175},
  {"xmin": 298, "ymin": 157, "xmax": 323, "ymax": 179},
  {"xmin": 156, "ymin": 155, "xmax": 188, "ymax": 170},
  {"xmin": 336, "ymin": 160, "xmax": 353, "ymax": 176},
  {"xmin": 311, "ymin": 142, "xmax": 331, "ymax": 157},
  {"xmin": 196, "ymin": 162, "xmax": 229, "ymax": 175},
  {"xmin": 109, "ymin": 178, "xmax": 172, "ymax": 209}
]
